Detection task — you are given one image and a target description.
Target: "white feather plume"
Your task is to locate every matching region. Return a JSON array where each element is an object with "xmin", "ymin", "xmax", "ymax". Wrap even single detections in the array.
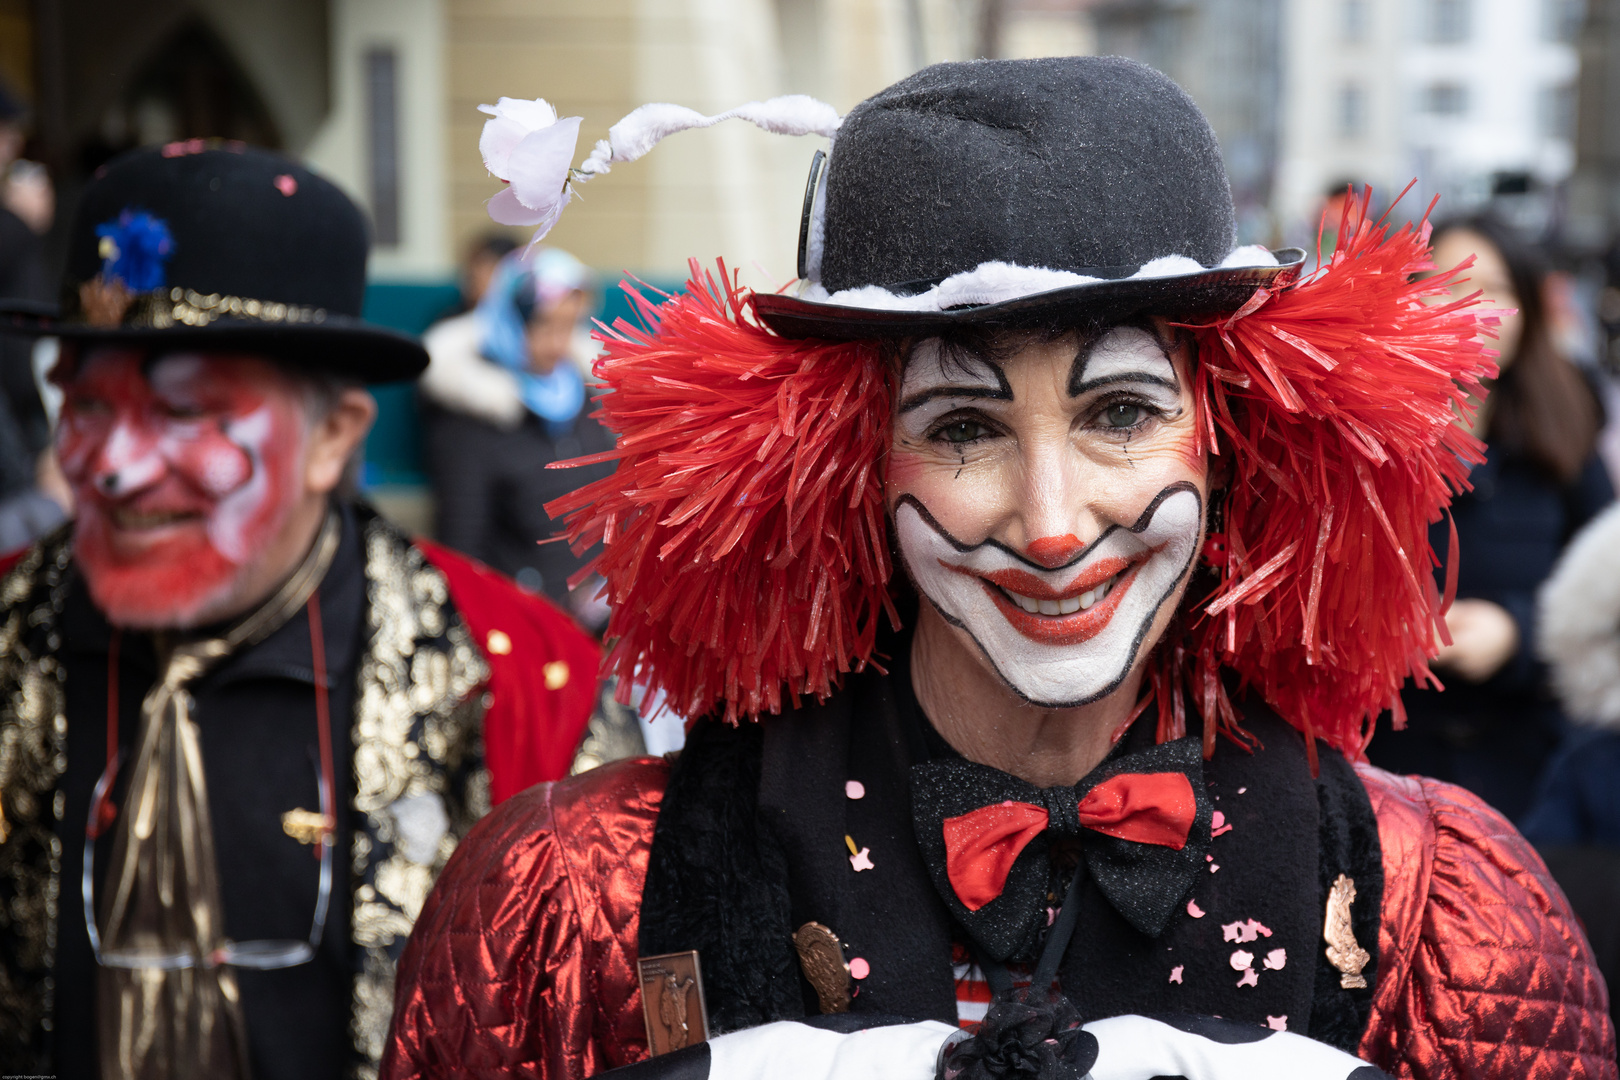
[{"xmin": 577, "ymin": 96, "xmax": 841, "ymax": 177}]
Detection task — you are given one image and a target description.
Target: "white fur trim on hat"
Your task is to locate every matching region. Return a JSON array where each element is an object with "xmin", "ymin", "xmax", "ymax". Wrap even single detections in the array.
[{"xmin": 799, "ymin": 246, "xmax": 1280, "ymax": 314}]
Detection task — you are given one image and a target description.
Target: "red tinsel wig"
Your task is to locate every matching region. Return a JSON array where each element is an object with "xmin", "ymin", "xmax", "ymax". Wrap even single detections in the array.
[{"xmin": 548, "ymin": 191, "xmax": 1495, "ymax": 759}]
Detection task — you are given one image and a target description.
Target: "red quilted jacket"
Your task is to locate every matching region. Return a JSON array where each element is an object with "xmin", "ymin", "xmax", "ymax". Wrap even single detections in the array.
[{"xmin": 380, "ymin": 758, "xmax": 1616, "ymax": 1079}]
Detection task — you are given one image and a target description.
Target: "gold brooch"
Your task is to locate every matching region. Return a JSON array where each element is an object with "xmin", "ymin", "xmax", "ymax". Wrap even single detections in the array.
[
  {"xmin": 792, "ymin": 921, "xmax": 852, "ymax": 1014},
  {"xmin": 281, "ymin": 807, "xmax": 331, "ymax": 846},
  {"xmin": 1324, "ymin": 873, "xmax": 1370, "ymax": 989}
]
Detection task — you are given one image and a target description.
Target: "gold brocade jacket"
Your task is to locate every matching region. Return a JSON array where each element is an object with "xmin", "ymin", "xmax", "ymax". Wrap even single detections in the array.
[{"xmin": 0, "ymin": 515, "xmax": 493, "ymax": 1076}]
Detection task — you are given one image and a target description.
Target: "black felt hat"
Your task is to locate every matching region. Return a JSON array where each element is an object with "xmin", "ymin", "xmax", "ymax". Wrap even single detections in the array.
[
  {"xmin": 753, "ymin": 56, "xmax": 1304, "ymax": 340},
  {"xmin": 0, "ymin": 143, "xmax": 427, "ymax": 382}
]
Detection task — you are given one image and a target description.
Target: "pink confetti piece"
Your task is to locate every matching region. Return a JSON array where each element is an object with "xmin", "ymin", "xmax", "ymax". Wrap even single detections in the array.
[
  {"xmin": 1236, "ymin": 968, "xmax": 1259, "ymax": 988},
  {"xmin": 1209, "ymin": 863, "xmax": 1219, "ymax": 873},
  {"xmin": 1047, "ymin": 907, "xmax": 1057, "ymax": 927},
  {"xmin": 845, "ymin": 780, "xmax": 866, "ymax": 799},
  {"xmin": 272, "ymin": 174, "xmax": 298, "ymax": 197},
  {"xmin": 1221, "ymin": 919, "xmax": 1272, "ymax": 943},
  {"xmin": 849, "ymin": 957, "xmax": 870, "ymax": 980},
  {"xmin": 1263, "ymin": 948, "xmax": 1287, "ymax": 970},
  {"xmin": 1206, "ymin": 854, "xmax": 1214, "ymax": 862},
  {"xmin": 1169, "ymin": 965, "xmax": 1184, "ymax": 985},
  {"xmin": 1229, "ymin": 949, "xmax": 1254, "ymax": 971},
  {"xmin": 1266, "ymin": 1015, "xmax": 1287, "ymax": 1031},
  {"xmin": 1211, "ymin": 809, "xmax": 1233, "ymax": 837},
  {"xmin": 1238, "ymin": 787, "xmax": 1247, "ymax": 794},
  {"xmin": 1186, "ymin": 899, "xmax": 1205, "ymax": 918},
  {"xmin": 849, "ymin": 847, "xmax": 874, "ymax": 872}
]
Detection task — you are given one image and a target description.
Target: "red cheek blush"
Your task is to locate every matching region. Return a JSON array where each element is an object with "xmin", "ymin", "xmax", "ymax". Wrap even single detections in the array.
[{"xmin": 884, "ymin": 449, "xmax": 929, "ymax": 490}]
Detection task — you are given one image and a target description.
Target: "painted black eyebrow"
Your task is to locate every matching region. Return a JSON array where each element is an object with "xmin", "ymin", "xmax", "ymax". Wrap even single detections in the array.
[
  {"xmin": 1068, "ymin": 327, "xmax": 1180, "ymax": 398},
  {"xmin": 898, "ymin": 384, "xmax": 1012, "ymax": 414},
  {"xmin": 898, "ymin": 353, "xmax": 1014, "ymax": 414},
  {"xmin": 1069, "ymin": 371, "xmax": 1180, "ymax": 397}
]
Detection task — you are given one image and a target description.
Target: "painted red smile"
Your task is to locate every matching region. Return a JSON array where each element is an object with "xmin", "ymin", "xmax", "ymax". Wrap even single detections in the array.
[{"xmin": 941, "ymin": 557, "xmax": 1143, "ymax": 646}]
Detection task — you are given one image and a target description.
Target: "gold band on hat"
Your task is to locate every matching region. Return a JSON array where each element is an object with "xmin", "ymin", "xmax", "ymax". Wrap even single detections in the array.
[{"xmin": 70, "ymin": 278, "xmax": 329, "ymax": 331}]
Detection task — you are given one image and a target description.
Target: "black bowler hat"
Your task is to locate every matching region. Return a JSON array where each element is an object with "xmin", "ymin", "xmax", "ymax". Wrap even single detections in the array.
[
  {"xmin": 752, "ymin": 56, "xmax": 1305, "ymax": 340},
  {"xmin": 0, "ymin": 142, "xmax": 427, "ymax": 382}
]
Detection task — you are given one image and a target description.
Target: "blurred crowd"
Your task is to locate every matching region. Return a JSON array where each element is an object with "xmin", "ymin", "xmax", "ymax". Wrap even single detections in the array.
[{"xmin": 0, "ymin": 80, "xmax": 69, "ymax": 551}]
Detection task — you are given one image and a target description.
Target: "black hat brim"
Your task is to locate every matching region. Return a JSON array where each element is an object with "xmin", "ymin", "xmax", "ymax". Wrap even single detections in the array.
[
  {"xmin": 0, "ymin": 303, "xmax": 427, "ymax": 384},
  {"xmin": 754, "ymin": 250, "xmax": 1307, "ymax": 341}
]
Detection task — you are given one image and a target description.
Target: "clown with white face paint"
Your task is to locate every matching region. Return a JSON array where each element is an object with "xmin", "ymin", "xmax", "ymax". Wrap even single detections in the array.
[
  {"xmin": 890, "ymin": 326, "xmax": 1206, "ymax": 710},
  {"xmin": 387, "ymin": 55, "xmax": 1613, "ymax": 1080}
]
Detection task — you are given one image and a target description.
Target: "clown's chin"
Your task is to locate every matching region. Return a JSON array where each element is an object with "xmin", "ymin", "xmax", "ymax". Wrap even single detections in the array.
[{"xmin": 76, "ymin": 526, "xmax": 247, "ymax": 630}]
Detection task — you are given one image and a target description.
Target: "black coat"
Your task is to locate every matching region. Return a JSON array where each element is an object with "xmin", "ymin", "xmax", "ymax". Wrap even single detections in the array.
[{"xmin": 1368, "ymin": 442, "xmax": 1614, "ymax": 821}]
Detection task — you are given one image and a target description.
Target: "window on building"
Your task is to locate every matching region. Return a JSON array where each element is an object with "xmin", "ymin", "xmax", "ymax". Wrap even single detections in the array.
[
  {"xmin": 1338, "ymin": 83, "xmax": 1366, "ymax": 138},
  {"xmin": 1538, "ymin": 83, "xmax": 1577, "ymax": 138},
  {"xmin": 1428, "ymin": 0, "xmax": 1470, "ymax": 43},
  {"xmin": 1542, "ymin": 0, "xmax": 1586, "ymax": 42},
  {"xmin": 1341, "ymin": 0, "xmax": 1369, "ymax": 42},
  {"xmin": 365, "ymin": 47, "xmax": 401, "ymax": 247},
  {"xmin": 1423, "ymin": 82, "xmax": 1469, "ymax": 116}
]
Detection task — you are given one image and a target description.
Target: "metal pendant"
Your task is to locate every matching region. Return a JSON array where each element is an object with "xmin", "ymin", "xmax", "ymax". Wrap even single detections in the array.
[
  {"xmin": 792, "ymin": 921, "xmax": 852, "ymax": 1014},
  {"xmin": 638, "ymin": 950, "xmax": 710, "ymax": 1055},
  {"xmin": 281, "ymin": 808, "xmax": 328, "ymax": 845},
  {"xmin": 1323, "ymin": 873, "xmax": 1371, "ymax": 989}
]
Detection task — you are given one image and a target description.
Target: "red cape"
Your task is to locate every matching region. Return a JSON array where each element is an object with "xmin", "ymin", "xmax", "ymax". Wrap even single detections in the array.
[{"xmin": 414, "ymin": 539, "xmax": 599, "ymax": 802}]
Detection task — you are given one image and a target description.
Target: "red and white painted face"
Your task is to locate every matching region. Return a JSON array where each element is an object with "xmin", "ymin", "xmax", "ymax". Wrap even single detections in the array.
[
  {"xmin": 55, "ymin": 346, "xmax": 311, "ymax": 628},
  {"xmin": 887, "ymin": 325, "xmax": 1209, "ymax": 707}
]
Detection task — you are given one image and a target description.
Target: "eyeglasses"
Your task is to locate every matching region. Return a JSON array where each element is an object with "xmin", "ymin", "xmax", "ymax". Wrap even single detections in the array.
[
  {"xmin": 82, "ymin": 583, "xmax": 340, "ymax": 972},
  {"xmin": 82, "ymin": 748, "xmax": 334, "ymax": 971}
]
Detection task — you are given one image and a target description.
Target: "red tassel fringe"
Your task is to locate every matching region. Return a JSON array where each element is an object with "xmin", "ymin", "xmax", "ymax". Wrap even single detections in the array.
[
  {"xmin": 554, "ymin": 191, "xmax": 1493, "ymax": 759},
  {"xmin": 1164, "ymin": 188, "xmax": 1496, "ymax": 759},
  {"xmin": 546, "ymin": 261, "xmax": 897, "ymax": 724}
]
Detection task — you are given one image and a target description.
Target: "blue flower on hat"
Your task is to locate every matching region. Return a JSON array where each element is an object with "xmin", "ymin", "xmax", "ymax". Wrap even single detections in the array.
[{"xmin": 95, "ymin": 209, "xmax": 175, "ymax": 292}]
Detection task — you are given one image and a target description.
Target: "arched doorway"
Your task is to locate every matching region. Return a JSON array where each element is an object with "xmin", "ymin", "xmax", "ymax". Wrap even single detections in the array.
[{"xmin": 81, "ymin": 17, "xmax": 283, "ymax": 174}]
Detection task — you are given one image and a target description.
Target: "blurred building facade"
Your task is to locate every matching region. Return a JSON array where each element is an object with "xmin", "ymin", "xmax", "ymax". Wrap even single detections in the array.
[
  {"xmin": 1570, "ymin": 0, "xmax": 1620, "ymax": 252},
  {"xmin": 994, "ymin": 0, "xmax": 1584, "ymax": 241},
  {"xmin": 1277, "ymin": 0, "xmax": 1580, "ymax": 238},
  {"xmin": 5, "ymin": 0, "xmax": 985, "ymax": 290}
]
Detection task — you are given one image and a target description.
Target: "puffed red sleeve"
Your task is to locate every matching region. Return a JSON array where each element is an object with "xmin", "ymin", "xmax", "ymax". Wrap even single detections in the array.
[
  {"xmin": 382, "ymin": 757, "xmax": 667, "ymax": 1080},
  {"xmin": 1357, "ymin": 764, "xmax": 1616, "ymax": 1079}
]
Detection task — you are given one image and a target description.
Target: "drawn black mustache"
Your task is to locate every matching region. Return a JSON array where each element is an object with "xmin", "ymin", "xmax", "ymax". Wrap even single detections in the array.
[{"xmin": 891, "ymin": 480, "xmax": 1202, "ymax": 572}]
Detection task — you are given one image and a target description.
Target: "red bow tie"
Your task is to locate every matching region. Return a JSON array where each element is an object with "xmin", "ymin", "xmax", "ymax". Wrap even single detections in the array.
[
  {"xmin": 941, "ymin": 772, "xmax": 1197, "ymax": 911},
  {"xmin": 911, "ymin": 738, "xmax": 1212, "ymax": 957}
]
